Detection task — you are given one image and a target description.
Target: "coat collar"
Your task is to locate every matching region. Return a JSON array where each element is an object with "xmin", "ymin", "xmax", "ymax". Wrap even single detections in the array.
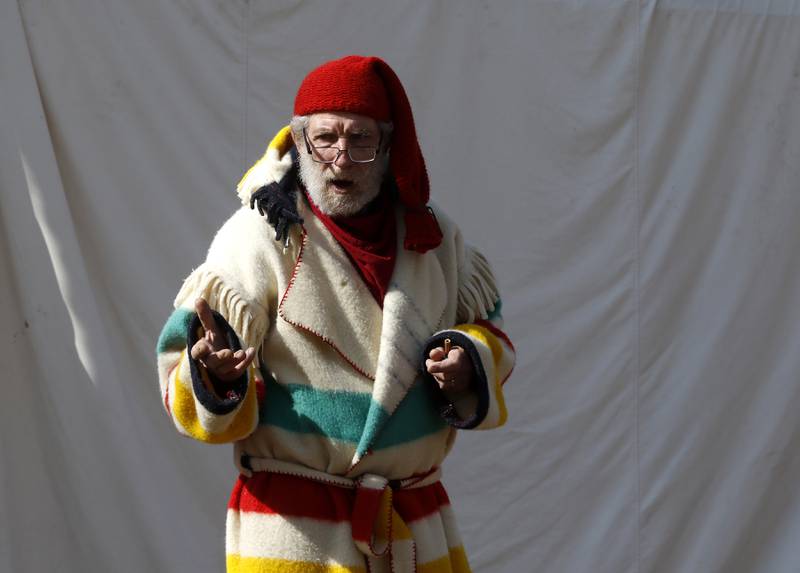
[
  {"xmin": 279, "ymin": 198, "xmax": 384, "ymax": 380},
  {"xmin": 352, "ymin": 210, "xmax": 448, "ymax": 466}
]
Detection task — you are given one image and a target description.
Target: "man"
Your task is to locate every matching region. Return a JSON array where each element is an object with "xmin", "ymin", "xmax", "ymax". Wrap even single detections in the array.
[{"xmin": 156, "ymin": 55, "xmax": 515, "ymax": 573}]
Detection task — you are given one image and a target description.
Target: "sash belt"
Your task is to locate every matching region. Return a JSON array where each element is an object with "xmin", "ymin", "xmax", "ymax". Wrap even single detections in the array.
[{"xmin": 245, "ymin": 456, "xmax": 442, "ymax": 572}]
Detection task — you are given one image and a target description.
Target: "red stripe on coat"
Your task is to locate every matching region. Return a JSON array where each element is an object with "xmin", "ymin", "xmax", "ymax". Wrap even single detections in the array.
[
  {"xmin": 393, "ymin": 482, "xmax": 451, "ymax": 523},
  {"xmin": 474, "ymin": 318, "xmax": 515, "ymax": 352},
  {"xmin": 227, "ymin": 474, "xmax": 452, "ymax": 526},
  {"xmin": 228, "ymin": 472, "xmax": 354, "ymax": 522},
  {"xmin": 163, "ymin": 361, "xmax": 180, "ymax": 416},
  {"xmin": 351, "ymin": 486, "xmax": 385, "ymax": 544},
  {"xmin": 255, "ymin": 378, "xmax": 266, "ymax": 408}
]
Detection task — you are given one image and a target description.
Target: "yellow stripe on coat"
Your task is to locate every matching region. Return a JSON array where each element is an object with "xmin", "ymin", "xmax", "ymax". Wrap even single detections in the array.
[
  {"xmin": 453, "ymin": 324, "xmax": 509, "ymax": 426},
  {"xmin": 454, "ymin": 324, "xmax": 502, "ymax": 364},
  {"xmin": 268, "ymin": 125, "xmax": 294, "ymax": 155},
  {"xmin": 226, "ymin": 555, "xmax": 367, "ymax": 573},
  {"xmin": 237, "ymin": 125, "xmax": 294, "ymax": 189},
  {"xmin": 417, "ymin": 546, "xmax": 472, "ymax": 573},
  {"xmin": 172, "ymin": 352, "xmax": 257, "ymax": 443}
]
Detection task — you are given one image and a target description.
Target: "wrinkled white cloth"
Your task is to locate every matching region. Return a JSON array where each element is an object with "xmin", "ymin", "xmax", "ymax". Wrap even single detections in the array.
[{"xmin": 3, "ymin": 1, "xmax": 800, "ymax": 572}]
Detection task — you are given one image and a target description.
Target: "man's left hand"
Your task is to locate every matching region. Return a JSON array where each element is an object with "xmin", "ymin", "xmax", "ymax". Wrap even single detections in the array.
[{"xmin": 426, "ymin": 345, "xmax": 473, "ymax": 394}]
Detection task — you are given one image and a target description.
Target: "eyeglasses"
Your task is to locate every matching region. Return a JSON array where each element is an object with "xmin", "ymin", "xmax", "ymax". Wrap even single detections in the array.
[{"xmin": 303, "ymin": 127, "xmax": 383, "ymax": 164}]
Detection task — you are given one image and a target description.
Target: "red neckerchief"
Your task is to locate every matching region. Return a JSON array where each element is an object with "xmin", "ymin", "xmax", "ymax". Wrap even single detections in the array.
[{"xmin": 304, "ymin": 188, "xmax": 397, "ymax": 307}]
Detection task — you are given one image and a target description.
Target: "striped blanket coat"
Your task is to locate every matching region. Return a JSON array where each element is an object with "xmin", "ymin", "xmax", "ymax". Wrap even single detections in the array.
[{"xmin": 156, "ymin": 129, "xmax": 515, "ymax": 573}]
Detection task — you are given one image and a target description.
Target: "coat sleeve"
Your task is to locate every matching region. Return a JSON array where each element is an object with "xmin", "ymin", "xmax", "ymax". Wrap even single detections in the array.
[
  {"xmin": 156, "ymin": 302, "xmax": 262, "ymax": 444},
  {"xmin": 155, "ymin": 212, "xmax": 273, "ymax": 444},
  {"xmin": 424, "ymin": 239, "xmax": 516, "ymax": 431}
]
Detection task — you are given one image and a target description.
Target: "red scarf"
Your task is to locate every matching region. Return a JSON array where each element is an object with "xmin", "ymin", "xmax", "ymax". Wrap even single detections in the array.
[{"xmin": 305, "ymin": 190, "xmax": 397, "ymax": 307}]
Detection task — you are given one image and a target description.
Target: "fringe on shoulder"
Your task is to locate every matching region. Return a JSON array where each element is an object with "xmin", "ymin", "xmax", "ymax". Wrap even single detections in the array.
[
  {"xmin": 457, "ymin": 245, "xmax": 500, "ymax": 323},
  {"xmin": 174, "ymin": 267, "xmax": 268, "ymax": 352}
]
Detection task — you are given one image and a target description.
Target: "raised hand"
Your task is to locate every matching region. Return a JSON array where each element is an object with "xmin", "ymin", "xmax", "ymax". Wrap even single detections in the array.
[
  {"xmin": 190, "ymin": 298, "xmax": 256, "ymax": 383},
  {"xmin": 425, "ymin": 343, "xmax": 473, "ymax": 394}
]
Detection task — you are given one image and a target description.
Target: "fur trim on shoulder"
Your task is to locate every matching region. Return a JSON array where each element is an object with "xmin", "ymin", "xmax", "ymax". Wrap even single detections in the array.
[
  {"xmin": 174, "ymin": 267, "xmax": 268, "ymax": 352},
  {"xmin": 236, "ymin": 126, "xmax": 295, "ymax": 206},
  {"xmin": 457, "ymin": 245, "xmax": 500, "ymax": 323}
]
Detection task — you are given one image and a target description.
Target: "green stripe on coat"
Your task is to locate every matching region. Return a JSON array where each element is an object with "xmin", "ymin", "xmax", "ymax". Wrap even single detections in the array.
[
  {"xmin": 369, "ymin": 382, "xmax": 448, "ymax": 452},
  {"xmin": 486, "ymin": 299, "xmax": 503, "ymax": 322},
  {"xmin": 260, "ymin": 378, "xmax": 447, "ymax": 451},
  {"xmin": 157, "ymin": 307, "xmax": 195, "ymax": 353}
]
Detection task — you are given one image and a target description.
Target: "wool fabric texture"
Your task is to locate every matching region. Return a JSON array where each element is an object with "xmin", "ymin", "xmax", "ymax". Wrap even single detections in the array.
[{"xmin": 294, "ymin": 55, "xmax": 443, "ymax": 253}]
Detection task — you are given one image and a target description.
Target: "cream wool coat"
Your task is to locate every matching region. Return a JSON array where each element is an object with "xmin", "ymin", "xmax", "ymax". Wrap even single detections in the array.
[{"xmin": 157, "ymin": 136, "xmax": 515, "ymax": 572}]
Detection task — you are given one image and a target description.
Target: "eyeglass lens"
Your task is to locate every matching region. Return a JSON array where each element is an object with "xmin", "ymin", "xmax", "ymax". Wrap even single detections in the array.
[{"xmin": 312, "ymin": 146, "xmax": 376, "ymax": 163}]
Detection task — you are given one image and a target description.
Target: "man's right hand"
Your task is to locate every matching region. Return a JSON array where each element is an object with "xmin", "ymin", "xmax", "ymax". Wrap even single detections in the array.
[{"xmin": 190, "ymin": 298, "xmax": 256, "ymax": 383}]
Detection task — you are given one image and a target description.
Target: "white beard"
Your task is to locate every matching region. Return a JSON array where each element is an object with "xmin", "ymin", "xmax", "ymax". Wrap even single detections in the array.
[{"xmin": 297, "ymin": 150, "xmax": 389, "ymax": 217}]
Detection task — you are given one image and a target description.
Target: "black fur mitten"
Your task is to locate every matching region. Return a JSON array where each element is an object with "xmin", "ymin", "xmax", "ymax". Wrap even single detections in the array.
[{"xmin": 249, "ymin": 148, "xmax": 303, "ymax": 245}]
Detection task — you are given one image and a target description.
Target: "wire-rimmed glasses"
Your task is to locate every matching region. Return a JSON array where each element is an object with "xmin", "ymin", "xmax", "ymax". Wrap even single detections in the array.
[{"xmin": 303, "ymin": 127, "xmax": 383, "ymax": 164}]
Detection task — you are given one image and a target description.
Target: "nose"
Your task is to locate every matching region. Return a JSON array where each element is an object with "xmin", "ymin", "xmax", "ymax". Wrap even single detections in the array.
[{"xmin": 333, "ymin": 138, "xmax": 354, "ymax": 168}]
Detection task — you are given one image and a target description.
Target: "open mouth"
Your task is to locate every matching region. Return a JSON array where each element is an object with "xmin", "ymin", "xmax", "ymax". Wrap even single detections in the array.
[{"xmin": 329, "ymin": 179, "xmax": 354, "ymax": 193}]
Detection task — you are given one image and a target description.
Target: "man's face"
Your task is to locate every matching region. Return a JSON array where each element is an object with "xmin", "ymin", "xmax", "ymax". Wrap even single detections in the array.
[{"xmin": 296, "ymin": 112, "xmax": 388, "ymax": 217}]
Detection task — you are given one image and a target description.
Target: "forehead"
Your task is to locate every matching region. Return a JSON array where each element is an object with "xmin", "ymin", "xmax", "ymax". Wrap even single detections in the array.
[{"xmin": 308, "ymin": 112, "xmax": 378, "ymax": 133}]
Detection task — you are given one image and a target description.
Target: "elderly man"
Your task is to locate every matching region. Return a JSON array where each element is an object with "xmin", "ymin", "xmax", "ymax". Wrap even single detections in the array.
[{"xmin": 156, "ymin": 55, "xmax": 515, "ymax": 573}]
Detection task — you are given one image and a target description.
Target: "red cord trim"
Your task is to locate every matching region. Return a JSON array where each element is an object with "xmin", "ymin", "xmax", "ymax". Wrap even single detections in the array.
[{"xmin": 278, "ymin": 227, "xmax": 376, "ymax": 381}]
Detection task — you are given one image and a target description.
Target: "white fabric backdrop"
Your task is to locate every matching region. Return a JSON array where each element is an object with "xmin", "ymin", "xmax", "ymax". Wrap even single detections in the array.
[{"xmin": 2, "ymin": 1, "xmax": 799, "ymax": 571}]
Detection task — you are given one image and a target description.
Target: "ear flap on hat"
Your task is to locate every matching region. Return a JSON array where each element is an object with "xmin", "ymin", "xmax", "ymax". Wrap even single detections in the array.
[{"xmin": 369, "ymin": 58, "xmax": 442, "ymax": 253}]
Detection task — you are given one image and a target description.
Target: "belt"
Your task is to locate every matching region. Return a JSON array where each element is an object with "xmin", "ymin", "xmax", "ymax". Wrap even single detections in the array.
[{"xmin": 243, "ymin": 455, "xmax": 442, "ymax": 572}]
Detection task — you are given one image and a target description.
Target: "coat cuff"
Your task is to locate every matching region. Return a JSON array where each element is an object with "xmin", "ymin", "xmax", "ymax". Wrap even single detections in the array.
[
  {"xmin": 186, "ymin": 310, "xmax": 249, "ymax": 415},
  {"xmin": 421, "ymin": 331, "xmax": 489, "ymax": 429}
]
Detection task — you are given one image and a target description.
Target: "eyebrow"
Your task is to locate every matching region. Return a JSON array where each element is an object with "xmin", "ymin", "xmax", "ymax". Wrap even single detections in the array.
[{"xmin": 310, "ymin": 127, "xmax": 375, "ymax": 138}]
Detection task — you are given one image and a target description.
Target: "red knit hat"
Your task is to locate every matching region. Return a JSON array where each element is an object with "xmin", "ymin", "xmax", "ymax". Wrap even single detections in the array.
[{"xmin": 294, "ymin": 55, "xmax": 442, "ymax": 253}]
